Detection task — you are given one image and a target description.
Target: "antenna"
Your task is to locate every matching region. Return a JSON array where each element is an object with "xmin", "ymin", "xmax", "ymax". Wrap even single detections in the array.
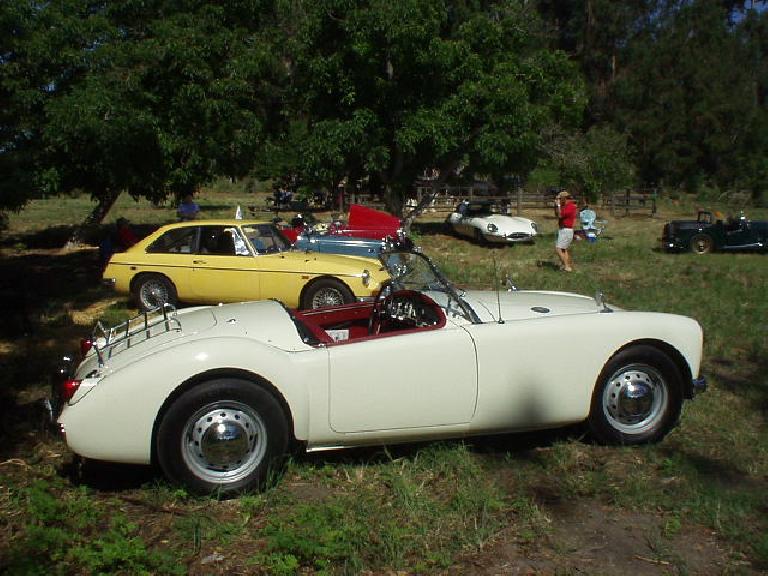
[{"xmin": 491, "ymin": 253, "xmax": 505, "ymax": 324}]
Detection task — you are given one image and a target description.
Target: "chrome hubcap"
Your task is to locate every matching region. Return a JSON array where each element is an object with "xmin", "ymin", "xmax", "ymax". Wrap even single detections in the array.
[
  {"xmin": 602, "ymin": 364, "xmax": 667, "ymax": 435},
  {"xmin": 311, "ymin": 287, "xmax": 343, "ymax": 308},
  {"xmin": 182, "ymin": 401, "xmax": 266, "ymax": 484}
]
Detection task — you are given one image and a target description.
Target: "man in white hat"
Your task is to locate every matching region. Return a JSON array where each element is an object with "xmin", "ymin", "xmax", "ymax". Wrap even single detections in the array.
[{"xmin": 555, "ymin": 190, "xmax": 576, "ymax": 272}]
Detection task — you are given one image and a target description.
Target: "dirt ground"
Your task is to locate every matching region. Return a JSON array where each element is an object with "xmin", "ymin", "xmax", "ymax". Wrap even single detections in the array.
[{"xmin": 0, "ymin": 243, "xmax": 762, "ymax": 576}]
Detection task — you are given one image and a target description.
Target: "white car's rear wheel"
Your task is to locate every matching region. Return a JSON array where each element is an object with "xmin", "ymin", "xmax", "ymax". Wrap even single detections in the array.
[
  {"xmin": 156, "ymin": 379, "xmax": 288, "ymax": 495},
  {"xmin": 588, "ymin": 345, "xmax": 683, "ymax": 445}
]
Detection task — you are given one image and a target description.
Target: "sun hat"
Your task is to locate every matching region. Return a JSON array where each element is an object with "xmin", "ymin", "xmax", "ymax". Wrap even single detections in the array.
[{"xmin": 556, "ymin": 190, "xmax": 571, "ymax": 200}]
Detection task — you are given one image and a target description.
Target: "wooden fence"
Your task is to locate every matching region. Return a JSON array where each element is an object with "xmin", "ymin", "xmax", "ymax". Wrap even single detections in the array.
[
  {"xmin": 407, "ymin": 184, "xmax": 581, "ymax": 217},
  {"xmin": 253, "ymin": 183, "xmax": 660, "ymax": 218},
  {"xmin": 601, "ymin": 189, "xmax": 658, "ymax": 216}
]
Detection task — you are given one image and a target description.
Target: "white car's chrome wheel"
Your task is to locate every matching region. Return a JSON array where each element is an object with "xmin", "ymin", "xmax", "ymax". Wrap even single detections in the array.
[
  {"xmin": 182, "ymin": 401, "xmax": 268, "ymax": 484},
  {"xmin": 588, "ymin": 345, "xmax": 682, "ymax": 445},
  {"xmin": 601, "ymin": 364, "xmax": 667, "ymax": 435},
  {"xmin": 156, "ymin": 379, "xmax": 288, "ymax": 494}
]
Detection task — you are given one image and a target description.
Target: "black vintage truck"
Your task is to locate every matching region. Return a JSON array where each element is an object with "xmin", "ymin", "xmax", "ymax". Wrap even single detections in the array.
[{"xmin": 662, "ymin": 211, "xmax": 768, "ymax": 254}]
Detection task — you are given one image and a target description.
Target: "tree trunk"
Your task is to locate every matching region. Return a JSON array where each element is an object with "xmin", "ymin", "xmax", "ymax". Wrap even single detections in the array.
[{"xmin": 65, "ymin": 189, "xmax": 121, "ymax": 249}]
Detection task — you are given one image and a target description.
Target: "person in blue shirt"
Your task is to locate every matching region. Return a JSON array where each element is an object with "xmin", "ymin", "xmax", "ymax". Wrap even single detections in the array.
[{"xmin": 177, "ymin": 193, "xmax": 200, "ymax": 221}]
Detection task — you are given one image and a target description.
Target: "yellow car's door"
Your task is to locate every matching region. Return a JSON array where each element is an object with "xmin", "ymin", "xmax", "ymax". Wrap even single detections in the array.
[{"xmin": 190, "ymin": 225, "xmax": 261, "ymax": 303}]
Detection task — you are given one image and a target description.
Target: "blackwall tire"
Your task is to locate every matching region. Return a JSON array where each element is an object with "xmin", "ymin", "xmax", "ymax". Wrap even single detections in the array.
[
  {"xmin": 156, "ymin": 379, "xmax": 289, "ymax": 495},
  {"xmin": 301, "ymin": 278, "xmax": 355, "ymax": 310},
  {"xmin": 135, "ymin": 274, "xmax": 177, "ymax": 312},
  {"xmin": 588, "ymin": 345, "xmax": 683, "ymax": 445}
]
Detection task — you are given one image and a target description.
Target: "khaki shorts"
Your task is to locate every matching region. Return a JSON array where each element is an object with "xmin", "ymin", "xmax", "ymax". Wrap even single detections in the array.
[{"xmin": 556, "ymin": 228, "xmax": 574, "ymax": 250}]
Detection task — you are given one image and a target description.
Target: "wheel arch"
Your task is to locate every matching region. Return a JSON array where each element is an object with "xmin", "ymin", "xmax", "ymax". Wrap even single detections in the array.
[
  {"xmin": 606, "ymin": 338, "xmax": 693, "ymax": 398},
  {"xmin": 150, "ymin": 367, "xmax": 299, "ymax": 467}
]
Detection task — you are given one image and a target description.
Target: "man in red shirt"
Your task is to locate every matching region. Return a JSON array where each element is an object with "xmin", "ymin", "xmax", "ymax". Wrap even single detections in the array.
[{"xmin": 555, "ymin": 190, "xmax": 577, "ymax": 272}]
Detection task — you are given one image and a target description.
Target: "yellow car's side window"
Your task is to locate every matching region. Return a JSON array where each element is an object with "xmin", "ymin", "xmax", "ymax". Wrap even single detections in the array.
[
  {"xmin": 147, "ymin": 227, "xmax": 198, "ymax": 254},
  {"xmin": 242, "ymin": 224, "xmax": 290, "ymax": 255},
  {"xmin": 198, "ymin": 226, "xmax": 251, "ymax": 256}
]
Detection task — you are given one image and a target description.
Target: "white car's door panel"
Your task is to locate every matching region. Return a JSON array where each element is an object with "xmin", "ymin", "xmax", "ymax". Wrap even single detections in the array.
[{"xmin": 328, "ymin": 325, "xmax": 477, "ymax": 432}]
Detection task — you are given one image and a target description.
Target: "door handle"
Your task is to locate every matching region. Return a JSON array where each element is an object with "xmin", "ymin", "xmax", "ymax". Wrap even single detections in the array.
[{"xmin": 193, "ymin": 260, "xmax": 207, "ymax": 264}]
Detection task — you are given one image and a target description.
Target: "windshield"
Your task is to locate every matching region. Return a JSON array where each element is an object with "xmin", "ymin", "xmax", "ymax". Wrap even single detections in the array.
[
  {"xmin": 381, "ymin": 250, "xmax": 481, "ymax": 323},
  {"xmin": 465, "ymin": 202, "xmax": 503, "ymax": 218}
]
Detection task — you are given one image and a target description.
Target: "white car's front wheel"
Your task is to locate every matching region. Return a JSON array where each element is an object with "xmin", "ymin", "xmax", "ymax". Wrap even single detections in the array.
[
  {"xmin": 588, "ymin": 345, "xmax": 683, "ymax": 445},
  {"xmin": 156, "ymin": 378, "xmax": 289, "ymax": 495}
]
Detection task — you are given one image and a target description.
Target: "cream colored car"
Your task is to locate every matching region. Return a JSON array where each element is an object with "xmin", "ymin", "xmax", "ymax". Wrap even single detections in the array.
[
  {"xmin": 55, "ymin": 250, "xmax": 706, "ymax": 495},
  {"xmin": 102, "ymin": 220, "xmax": 388, "ymax": 310}
]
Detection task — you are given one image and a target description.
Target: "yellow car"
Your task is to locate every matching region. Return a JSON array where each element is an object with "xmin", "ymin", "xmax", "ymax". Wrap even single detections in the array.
[{"xmin": 103, "ymin": 220, "xmax": 389, "ymax": 311}]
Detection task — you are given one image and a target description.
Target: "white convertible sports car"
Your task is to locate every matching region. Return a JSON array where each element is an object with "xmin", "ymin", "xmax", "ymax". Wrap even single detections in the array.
[
  {"xmin": 49, "ymin": 249, "xmax": 705, "ymax": 494},
  {"xmin": 447, "ymin": 200, "xmax": 538, "ymax": 244}
]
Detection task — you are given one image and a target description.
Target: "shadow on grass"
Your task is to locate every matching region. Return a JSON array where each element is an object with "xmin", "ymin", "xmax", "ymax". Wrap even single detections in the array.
[
  {"xmin": 710, "ymin": 354, "xmax": 768, "ymax": 422},
  {"xmin": 44, "ymin": 426, "xmax": 581, "ymax": 494},
  {"xmin": 0, "ymin": 249, "xmax": 107, "ymax": 338},
  {"xmin": 0, "ymin": 248, "xmax": 122, "ymax": 456}
]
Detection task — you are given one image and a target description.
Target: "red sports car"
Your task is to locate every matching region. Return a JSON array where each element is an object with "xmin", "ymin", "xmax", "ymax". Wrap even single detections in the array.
[{"xmin": 279, "ymin": 204, "xmax": 403, "ymax": 244}]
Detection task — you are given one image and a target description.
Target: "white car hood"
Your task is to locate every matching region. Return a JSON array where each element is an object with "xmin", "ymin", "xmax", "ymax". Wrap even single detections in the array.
[
  {"xmin": 463, "ymin": 290, "xmax": 611, "ymax": 322},
  {"xmin": 483, "ymin": 214, "xmax": 534, "ymax": 226}
]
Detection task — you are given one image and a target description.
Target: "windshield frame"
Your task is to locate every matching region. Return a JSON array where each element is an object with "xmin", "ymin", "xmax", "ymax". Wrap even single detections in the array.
[{"xmin": 380, "ymin": 249, "xmax": 482, "ymax": 324}]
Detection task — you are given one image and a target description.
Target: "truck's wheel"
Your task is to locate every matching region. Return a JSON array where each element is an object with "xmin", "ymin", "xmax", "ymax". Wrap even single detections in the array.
[{"xmin": 156, "ymin": 379, "xmax": 289, "ymax": 495}]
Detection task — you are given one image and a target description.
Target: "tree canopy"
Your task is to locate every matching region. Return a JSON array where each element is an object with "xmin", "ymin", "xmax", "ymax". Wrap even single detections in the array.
[
  {"xmin": 263, "ymin": 0, "xmax": 586, "ymax": 212},
  {"xmin": 1, "ymin": 0, "xmax": 767, "ymax": 221},
  {"xmin": 1, "ymin": 0, "xmax": 284, "ymax": 221}
]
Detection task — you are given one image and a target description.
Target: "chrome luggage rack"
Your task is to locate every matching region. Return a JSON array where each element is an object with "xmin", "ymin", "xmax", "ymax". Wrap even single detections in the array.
[{"xmin": 91, "ymin": 305, "xmax": 181, "ymax": 366}]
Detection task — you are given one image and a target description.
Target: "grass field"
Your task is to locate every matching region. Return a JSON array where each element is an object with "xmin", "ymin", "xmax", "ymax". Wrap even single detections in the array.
[{"xmin": 0, "ymin": 189, "xmax": 766, "ymax": 575}]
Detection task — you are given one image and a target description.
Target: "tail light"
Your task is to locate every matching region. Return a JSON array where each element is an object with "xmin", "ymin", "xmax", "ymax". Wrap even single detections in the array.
[
  {"xmin": 61, "ymin": 379, "xmax": 82, "ymax": 402},
  {"xmin": 80, "ymin": 338, "xmax": 93, "ymax": 357}
]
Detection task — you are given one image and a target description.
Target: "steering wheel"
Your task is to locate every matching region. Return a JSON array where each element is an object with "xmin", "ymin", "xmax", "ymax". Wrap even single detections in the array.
[{"xmin": 368, "ymin": 281, "xmax": 393, "ymax": 335}]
